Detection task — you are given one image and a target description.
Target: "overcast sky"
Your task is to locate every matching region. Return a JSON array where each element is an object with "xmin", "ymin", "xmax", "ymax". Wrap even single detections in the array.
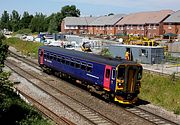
[{"xmin": 0, "ymin": 0, "xmax": 179, "ymax": 16}]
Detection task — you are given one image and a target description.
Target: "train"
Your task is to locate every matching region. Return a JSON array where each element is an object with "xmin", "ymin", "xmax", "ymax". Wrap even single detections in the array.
[{"xmin": 38, "ymin": 46, "xmax": 143, "ymax": 104}]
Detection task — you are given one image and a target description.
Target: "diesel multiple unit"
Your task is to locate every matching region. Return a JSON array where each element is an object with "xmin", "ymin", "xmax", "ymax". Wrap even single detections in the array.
[{"xmin": 38, "ymin": 46, "xmax": 143, "ymax": 104}]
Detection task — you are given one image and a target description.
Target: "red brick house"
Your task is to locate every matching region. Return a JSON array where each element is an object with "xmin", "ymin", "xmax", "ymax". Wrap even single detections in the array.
[
  {"xmin": 116, "ymin": 10, "xmax": 173, "ymax": 38},
  {"xmin": 61, "ymin": 17, "xmax": 96, "ymax": 34},
  {"xmin": 89, "ymin": 14, "xmax": 124, "ymax": 35},
  {"xmin": 163, "ymin": 10, "xmax": 180, "ymax": 35}
]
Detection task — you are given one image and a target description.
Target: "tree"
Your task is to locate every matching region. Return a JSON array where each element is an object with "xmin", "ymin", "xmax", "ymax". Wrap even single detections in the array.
[
  {"xmin": 61, "ymin": 5, "xmax": 80, "ymax": 18},
  {"xmin": 48, "ymin": 15, "xmax": 58, "ymax": 33},
  {"xmin": 55, "ymin": 12, "xmax": 64, "ymax": 31},
  {"xmin": 10, "ymin": 10, "xmax": 21, "ymax": 32},
  {"xmin": 99, "ymin": 48, "xmax": 112, "ymax": 57},
  {"xmin": 0, "ymin": 11, "xmax": 10, "ymax": 30},
  {"xmin": 20, "ymin": 11, "xmax": 33, "ymax": 29},
  {"xmin": 29, "ymin": 13, "xmax": 46, "ymax": 33}
]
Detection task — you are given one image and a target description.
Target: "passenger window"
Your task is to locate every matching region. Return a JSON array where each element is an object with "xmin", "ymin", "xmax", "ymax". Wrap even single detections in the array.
[
  {"xmin": 50, "ymin": 55, "xmax": 53, "ymax": 60},
  {"xmin": 112, "ymin": 69, "xmax": 116, "ymax": 79},
  {"xmin": 62, "ymin": 57, "xmax": 65, "ymax": 64},
  {"xmin": 57, "ymin": 56, "xmax": 61, "ymax": 62},
  {"xmin": 66, "ymin": 58, "xmax": 70, "ymax": 65},
  {"xmin": 105, "ymin": 69, "xmax": 110, "ymax": 78},
  {"xmin": 70, "ymin": 59, "xmax": 75, "ymax": 67},
  {"xmin": 81, "ymin": 62, "xmax": 87, "ymax": 70},
  {"xmin": 53, "ymin": 55, "xmax": 57, "ymax": 61},
  {"xmin": 44, "ymin": 54, "xmax": 47, "ymax": 58},
  {"xmin": 87, "ymin": 64, "xmax": 93, "ymax": 72},
  {"xmin": 75, "ymin": 61, "xmax": 81, "ymax": 68},
  {"xmin": 46, "ymin": 54, "xmax": 49, "ymax": 59}
]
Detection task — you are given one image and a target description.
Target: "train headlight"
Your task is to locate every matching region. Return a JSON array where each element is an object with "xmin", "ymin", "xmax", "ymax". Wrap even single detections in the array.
[{"xmin": 117, "ymin": 82, "xmax": 123, "ymax": 88}]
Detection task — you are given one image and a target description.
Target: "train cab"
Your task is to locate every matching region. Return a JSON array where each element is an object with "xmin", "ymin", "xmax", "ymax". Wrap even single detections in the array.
[{"xmin": 115, "ymin": 64, "xmax": 143, "ymax": 104}]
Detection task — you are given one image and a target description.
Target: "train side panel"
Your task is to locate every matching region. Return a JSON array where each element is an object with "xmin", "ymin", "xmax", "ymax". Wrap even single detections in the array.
[{"xmin": 39, "ymin": 48, "xmax": 116, "ymax": 91}]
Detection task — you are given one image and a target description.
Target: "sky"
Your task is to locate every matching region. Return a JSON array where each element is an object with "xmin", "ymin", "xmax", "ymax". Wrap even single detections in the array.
[{"xmin": 0, "ymin": 0, "xmax": 179, "ymax": 17}]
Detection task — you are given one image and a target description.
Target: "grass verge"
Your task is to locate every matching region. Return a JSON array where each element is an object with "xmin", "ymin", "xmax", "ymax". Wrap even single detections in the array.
[
  {"xmin": 4, "ymin": 37, "xmax": 43, "ymax": 58},
  {"xmin": 140, "ymin": 72, "xmax": 180, "ymax": 114}
]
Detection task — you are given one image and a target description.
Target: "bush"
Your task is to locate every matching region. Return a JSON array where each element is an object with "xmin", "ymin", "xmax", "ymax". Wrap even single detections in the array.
[
  {"xmin": 15, "ymin": 29, "xmax": 32, "ymax": 35},
  {"xmin": 99, "ymin": 48, "xmax": 112, "ymax": 57},
  {"xmin": 0, "ymin": 71, "xmax": 52, "ymax": 124},
  {"xmin": 0, "ymin": 37, "xmax": 9, "ymax": 71},
  {"xmin": 0, "ymin": 32, "xmax": 6, "ymax": 40}
]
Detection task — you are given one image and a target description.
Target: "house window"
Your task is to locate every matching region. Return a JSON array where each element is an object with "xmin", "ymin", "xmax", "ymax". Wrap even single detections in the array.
[
  {"xmin": 148, "ymin": 24, "xmax": 151, "ymax": 29},
  {"xmin": 121, "ymin": 26, "xmax": 123, "ymax": 30},
  {"xmin": 141, "ymin": 25, "xmax": 144, "ymax": 30},
  {"xmin": 137, "ymin": 25, "xmax": 140, "ymax": 30},
  {"xmin": 131, "ymin": 25, "xmax": 133, "ymax": 29},
  {"xmin": 110, "ymin": 26, "xmax": 112, "ymax": 30},
  {"xmin": 168, "ymin": 23, "xmax": 172, "ymax": 29},
  {"xmin": 153, "ymin": 24, "xmax": 156, "ymax": 29},
  {"xmin": 126, "ymin": 25, "xmax": 129, "ymax": 29}
]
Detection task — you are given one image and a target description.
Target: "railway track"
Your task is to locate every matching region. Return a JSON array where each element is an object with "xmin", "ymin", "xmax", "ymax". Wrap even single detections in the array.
[
  {"xmin": 15, "ymin": 88, "xmax": 75, "ymax": 125},
  {"xmin": 126, "ymin": 106, "xmax": 179, "ymax": 125},
  {"xmin": 5, "ymin": 59, "xmax": 118, "ymax": 125},
  {"xmin": 7, "ymin": 50, "xmax": 180, "ymax": 125}
]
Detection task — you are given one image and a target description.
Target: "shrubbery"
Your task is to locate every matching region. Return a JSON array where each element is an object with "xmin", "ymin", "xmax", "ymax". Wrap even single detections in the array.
[
  {"xmin": 15, "ymin": 28, "xmax": 32, "ymax": 35},
  {"xmin": 0, "ymin": 36, "xmax": 52, "ymax": 124}
]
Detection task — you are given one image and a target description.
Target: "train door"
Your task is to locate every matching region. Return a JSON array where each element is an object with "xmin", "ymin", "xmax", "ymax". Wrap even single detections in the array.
[
  {"xmin": 103, "ymin": 65, "xmax": 112, "ymax": 91},
  {"xmin": 40, "ymin": 49, "xmax": 44, "ymax": 65}
]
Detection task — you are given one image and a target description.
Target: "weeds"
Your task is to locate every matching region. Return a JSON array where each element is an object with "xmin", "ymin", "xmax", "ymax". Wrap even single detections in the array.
[{"xmin": 140, "ymin": 72, "xmax": 180, "ymax": 115}]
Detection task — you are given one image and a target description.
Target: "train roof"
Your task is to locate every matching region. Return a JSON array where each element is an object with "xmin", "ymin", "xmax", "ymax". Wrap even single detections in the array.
[{"xmin": 39, "ymin": 46, "xmax": 137, "ymax": 67}]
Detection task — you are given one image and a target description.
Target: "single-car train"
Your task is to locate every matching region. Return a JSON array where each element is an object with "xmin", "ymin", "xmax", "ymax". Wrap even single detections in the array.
[{"xmin": 38, "ymin": 46, "xmax": 143, "ymax": 104}]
